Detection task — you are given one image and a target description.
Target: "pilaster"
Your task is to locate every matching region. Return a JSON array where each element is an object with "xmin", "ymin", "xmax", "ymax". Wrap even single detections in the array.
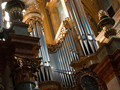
[
  {"xmin": 93, "ymin": 37, "xmax": 120, "ymax": 90},
  {"xmin": 36, "ymin": 0, "xmax": 54, "ymax": 44},
  {"xmin": 94, "ymin": 51, "xmax": 120, "ymax": 90},
  {"xmin": 46, "ymin": 0, "xmax": 61, "ymax": 35}
]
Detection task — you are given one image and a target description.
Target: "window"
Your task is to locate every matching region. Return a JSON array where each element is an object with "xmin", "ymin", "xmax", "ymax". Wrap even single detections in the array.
[
  {"xmin": 107, "ymin": 6, "xmax": 115, "ymax": 17},
  {"xmin": 1, "ymin": 2, "xmax": 10, "ymax": 29},
  {"xmin": 101, "ymin": 0, "xmax": 115, "ymax": 17},
  {"xmin": 101, "ymin": 0, "xmax": 112, "ymax": 10}
]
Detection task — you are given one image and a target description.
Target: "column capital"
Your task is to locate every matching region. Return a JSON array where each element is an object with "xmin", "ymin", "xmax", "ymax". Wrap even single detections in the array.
[
  {"xmin": 10, "ymin": 55, "xmax": 42, "ymax": 85},
  {"xmin": 23, "ymin": 3, "xmax": 44, "ymax": 21}
]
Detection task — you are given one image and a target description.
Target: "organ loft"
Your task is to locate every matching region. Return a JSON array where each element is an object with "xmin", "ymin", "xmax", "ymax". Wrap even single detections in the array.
[{"xmin": 0, "ymin": 0, "xmax": 120, "ymax": 90}]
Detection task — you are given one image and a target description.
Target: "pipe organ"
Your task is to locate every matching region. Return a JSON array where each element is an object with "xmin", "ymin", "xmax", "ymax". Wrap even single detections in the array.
[
  {"xmin": 22, "ymin": 0, "xmax": 100, "ymax": 88},
  {"xmin": 23, "ymin": 0, "xmax": 99, "ymax": 87},
  {"xmin": 23, "ymin": 4, "xmax": 53, "ymax": 86},
  {"xmin": 29, "ymin": 20, "xmax": 53, "ymax": 82},
  {"xmin": 65, "ymin": 0, "xmax": 99, "ymax": 56}
]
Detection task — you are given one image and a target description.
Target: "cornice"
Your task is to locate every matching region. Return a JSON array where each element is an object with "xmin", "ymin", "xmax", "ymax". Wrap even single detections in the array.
[{"xmin": 23, "ymin": 3, "xmax": 44, "ymax": 21}]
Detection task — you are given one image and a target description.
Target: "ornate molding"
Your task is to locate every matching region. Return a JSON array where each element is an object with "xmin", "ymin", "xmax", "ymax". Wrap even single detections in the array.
[
  {"xmin": 23, "ymin": 3, "xmax": 44, "ymax": 32},
  {"xmin": 47, "ymin": 42, "xmax": 62, "ymax": 53},
  {"xmin": 23, "ymin": 3, "xmax": 44, "ymax": 21},
  {"xmin": 26, "ymin": 16, "xmax": 43, "ymax": 32},
  {"xmin": 47, "ymin": 18, "xmax": 71, "ymax": 53},
  {"xmin": 74, "ymin": 67, "xmax": 105, "ymax": 90}
]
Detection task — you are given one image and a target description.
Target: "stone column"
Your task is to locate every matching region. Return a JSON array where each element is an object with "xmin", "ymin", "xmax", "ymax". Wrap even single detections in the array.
[
  {"xmin": 36, "ymin": 0, "xmax": 54, "ymax": 44},
  {"xmin": 46, "ymin": 0, "xmax": 61, "ymax": 35},
  {"xmin": 4, "ymin": 1, "xmax": 42, "ymax": 90}
]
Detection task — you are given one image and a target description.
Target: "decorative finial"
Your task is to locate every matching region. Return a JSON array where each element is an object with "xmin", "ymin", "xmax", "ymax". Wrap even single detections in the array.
[
  {"xmin": 98, "ymin": 10, "xmax": 116, "ymax": 38},
  {"xmin": 5, "ymin": 0, "xmax": 25, "ymax": 21}
]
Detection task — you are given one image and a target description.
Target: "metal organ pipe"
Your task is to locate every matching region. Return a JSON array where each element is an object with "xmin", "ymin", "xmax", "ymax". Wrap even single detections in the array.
[
  {"xmin": 58, "ymin": 49, "xmax": 69, "ymax": 86},
  {"xmin": 30, "ymin": 20, "xmax": 53, "ymax": 83},
  {"xmin": 65, "ymin": 0, "xmax": 99, "ymax": 56},
  {"xmin": 63, "ymin": 34, "xmax": 75, "ymax": 85},
  {"xmin": 57, "ymin": 51, "xmax": 66, "ymax": 85},
  {"xmin": 49, "ymin": 0, "xmax": 99, "ymax": 86},
  {"xmin": 62, "ymin": 40, "xmax": 73, "ymax": 86},
  {"xmin": 60, "ymin": 47, "xmax": 71, "ymax": 86},
  {"xmin": 50, "ymin": 27, "xmax": 79, "ymax": 86}
]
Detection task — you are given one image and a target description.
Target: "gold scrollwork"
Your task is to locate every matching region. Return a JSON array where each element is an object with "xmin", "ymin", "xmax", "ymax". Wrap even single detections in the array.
[{"xmin": 47, "ymin": 18, "xmax": 71, "ymax": 53}]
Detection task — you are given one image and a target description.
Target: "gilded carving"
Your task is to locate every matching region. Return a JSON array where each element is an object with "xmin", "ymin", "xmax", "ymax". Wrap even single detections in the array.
[
  {"xmin": 47, "ymin": 18, "xmax": 71, "ymax": 53},
  {"xmin": 47, "ymin": 42, "xmax": 62, "ymax": 53},
  {"xmin": 23, "ymin": 3, "xmax": 44, "ymax": 32},
  {"xmin": 9, "ymin": 55, "xmax": 42, "ymax": 85}
]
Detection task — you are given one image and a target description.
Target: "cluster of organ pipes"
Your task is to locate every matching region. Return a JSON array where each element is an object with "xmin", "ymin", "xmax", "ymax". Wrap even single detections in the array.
[
  {"xmin": 28, "ymin": 0, "xmax": 99, "ymax": 87},
  {"xmin": 29, "ymin": 21, "xmax": 53, "ymax": 83},
  {"xmin": 48, "ymin": 0, "xmax": 100, "ymax": 86},
  {"xmin": 66, "ymin": 0, "xmax": 99, "ymax": 56},
  {"xmin": 29, "ymin": 19, "xmax": 79, "ymax": 87},
  {"xmin": 49, "ymin": 29, "xmax": 79, "ymax": 86}
]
